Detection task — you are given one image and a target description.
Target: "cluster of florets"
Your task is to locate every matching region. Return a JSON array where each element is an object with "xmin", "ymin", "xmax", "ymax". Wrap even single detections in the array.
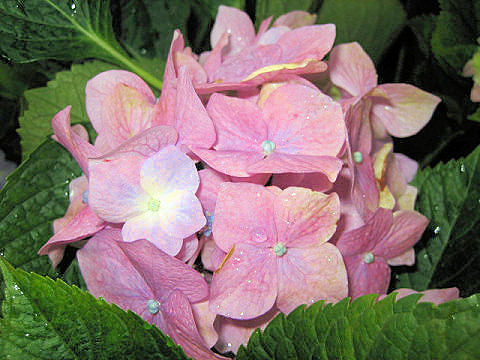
[{"xmin": 39, "ymin": 6, "xmax": 458, "ymax": 360}]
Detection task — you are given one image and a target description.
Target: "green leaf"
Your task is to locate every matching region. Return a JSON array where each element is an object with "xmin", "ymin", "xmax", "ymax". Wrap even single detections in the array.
[
  {"xmin": 201, "ymin": 0, "xmax": 245, "ymax": 19},
  {"xmin": 396, "ymin": 146, "xmax": 480, "ymax": 296},
  {"xmin": 431, "ymin": 0, "xmax": 480, "ymax": 74},
  {"xmin": 0, "ymin": 138, "xmax": 82, "ymax": 277},
  {"xmin": 468, "ymin": 106, "xmax": 480, "ymax": 122},
  {"xmin": 255, "ymin": 0, "xmax": 315, "ymax": 26},
  {"xmin": 409, "ymin": 15, "xmax": 437, "ymax": 58},
  {"xmin": 238, "ymin": 294, "xmax": 480, "ymax": 360},
  {"xmin": 0, "ymin": 257, "xmax": 189, "ymax": 359},
  {"xmin": 0, "ymin": 0, "xmax": 162, "ymax": 89},
  {"xmin": 317, "ymin": 0, "xmax": 407, "ymax": 63},
  {"xmin": 18, "ymin": 61, "xmax": 115, "ymax": 157}
]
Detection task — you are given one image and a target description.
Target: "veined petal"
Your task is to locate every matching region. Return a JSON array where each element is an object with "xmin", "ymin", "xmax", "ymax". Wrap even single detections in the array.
[
  {"xmin": 197, "ymin": 168, "xmax": 230, "ymax": 213},
  {"xmin": 273, "ymin": 11, "xmax": 317, "ymax": 28},
  {"xmin": 117, "ymin": 240, "xmax": 208, "ymax": 303},
  {"xmin": 88, "ymin": 154, "xmax": 147, "ymax": 223},
  {"xmin": 210, "ymin": 243, "xmax": 278, "ymax": 320},
  {"xmin": 344, "ymin": 254, "xmax": 390, "ymax": 299},
  {"xmin": 271, "ymin": 172, "xmax": 332, "ymax": 192},
  {"xmin": 276, "ymin": 243, "xmax": 348, "ymax": 314},
  {"xmin": 274, "ymin": 188, "xmax": 339, "ymax": 248},
  {"xmin": 213, "ymin": 182, "xmax": 277, "ymax": 252},
  {"xmin": 140, "ymin": 145, "xmax": 200, "ymax": 196},
  {"xmin": 329, "ymin": 42, "xmax": 377, "ymax": 97},
  {"xmin": 371, "ymin": 83, "xmax": 441, "ymax": 138}
]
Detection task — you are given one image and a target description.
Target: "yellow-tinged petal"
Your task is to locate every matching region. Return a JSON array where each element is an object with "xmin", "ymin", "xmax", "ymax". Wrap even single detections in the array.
[
  {"xmin": 379, "ymin": 186, "xmax": 395, "ymax": 210},
  {"xmin": 373, "ymin": 142, "xmax": 393, "ymax": 184},
  {"xmin": 241, "ymin": 58, "xmax": 320, "ymax": 82}
]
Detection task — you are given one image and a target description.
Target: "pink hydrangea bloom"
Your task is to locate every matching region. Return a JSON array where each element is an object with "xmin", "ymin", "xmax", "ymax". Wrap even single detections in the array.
[
  {"xmin": 88, "ymin": 145, "xmax": 205, "ymax": 256},
  {"xmin": 77, "ymin": 229, "xmax": 224, "ymax": 360},
  {"xmin": 209, "ymin": 182, "xmax": 347, "ymax": 319},
  {"xmin": 192, "ymin": 83, "xmax": 345, "ymax": 181},
  {"xmin": 336, "ymin": 208, "xmax": 428, "ymax": 299}
]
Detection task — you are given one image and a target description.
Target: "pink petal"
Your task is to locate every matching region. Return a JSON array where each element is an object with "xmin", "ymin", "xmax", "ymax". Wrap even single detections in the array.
[
  {"xmin": 140, "ymin": 145, "xmax": 200, "ymax": 195},
  {"xmin": 273, "ymin": 11, "xmax": 317, "ymax": 28},
  {"xmin": 394, "ymin": 153, "xmax": 418, "ymax": 183},
  {"xmin": 117, "ymin": 240, "xmax": 208, "ymax": 303},
  {"xmin": 274, "ymin": 188, "xmax": 340, "ymax": 248},
  {"xmin": 198, "ymin": 168, "xmax": 230, "ymax": 213},
  {"xmin": 277, "ymin": 243, "xmax": 348, "ymax": 314},
  {"xmin": 345, "ymin": 255, "xmax": 391, "ymax": 298},
  {"xmin": 174, "ymin": 67, "xmax": 215, "ymax": 150},
  {"xmin": 336, "ymin": 208, "xmax": 393, "ymax": 257},
  {"xmin": 382, "ymin": 288, "xmax": 460, "ymax": 305},
  {"xmin": 175, "ymin": 51, "xmax": 208, "ymax": 86},
  {"xmin": 201, "ymin": 239, "xmax": 226, "ymax": 272},
  {"xmin": 263, "ymin": 84, "xmax": 345, "ymax": 158},
  {"xmin": 371, "ymin": 83, "xmax": 441, "ymax": 138},
  {"xmin": 38, "ymin": 206, "xmax": 105, "ymax": 255},
  {"xmin": 271, "ymin": 172, "xmax": 333, "ymax": 192},
  {"xmin": 374, "ymin": 210, "xmax": 428, "ymax": 260},
  {"xmin": 210, "ymin": 243, "xmax": 278, "ymax": 319},
  {"xmin": 329, "ymin": 42, "xmax": 377, "ymax": 97},
  {"xmin": 211, "ymin": 6, "xmax": 255, "ymax": 56},
  {"xmin": 88, "ymin": 153, "xmax": 147, "ymax": 223},
  {"xmin": 276, "ymin": 24, "xmax": 336, "ymax": 63},
  {"xmin": 256, "ymin": 16, "xmax": 273, "ymax": 40},
  {"xmin": 77, "ymin": 229, "xmax": 153, "ymax": 316},
  {"xmin": 47, "ymin": 248, "xmax": 65, "ymax": 269},
  {"xmin": 352, "ymin": 156, "xmax": 379, "ymax": 219},
  {"xmin": 191, "ymin": 301, "xmax": 219, "ymax": 348},
  {"xmin": 208, "ymin": 93, "xmax": 267, "ymax": 151},
  {"xmin": 387, "ymin": 248, "xmax": 415, "ymax": 266},
  {"xmin": 214, "ymin": 307, "xmax": 278, "ymax": 354},
  {"xmin": 86, "ymin": 70, "xmax": 157, "ymax": 152},
  {"xmin": 192, "ymin": 148, "xmax": 264, "ymax": 177},
  {"xmin": 212, "ymin": 182, "xmax": 277, "ymax": 252},
  {"xmin": 163, "ymin": 291, "xmax": 226, "ymax": 360},
  {"xmin": 96, "ymin": 125, "xmax": 177, "ymax": 160},
  {"xmin": 203, "ymin": 33, "xmax": 229, "ymax": 82},
  {"xmin": 247, "ymin": 152, "xmax": 343, "ymax": 182},
  {"xmin": 51, "ymin": 106, "xmax": 99, "ymax": 175},
  {"xmin": 176, "ymin": 234, "xmax": 199, "ymax": 263},
  {"xmin": 257, "ymin": 26, "xmax": 290, "ymax": 45}
]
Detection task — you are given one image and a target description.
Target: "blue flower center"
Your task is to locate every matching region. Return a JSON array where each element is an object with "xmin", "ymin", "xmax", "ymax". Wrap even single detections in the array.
[
  {"xmin": 148, "ymin": 198, "xmax": 161, "ymax": 212},
  {"xmin": 261, "ymin": 140, "xmax": 276, "ymax": 156},
  {"xmin": 273, "ymin": 243, "xmax": 287, "ymax": 257},
  {"xmin": 146, "ymin": 299, "xmax": 160, "ymax": 314},
  {"xmin": 353, "ymin": 151, "xmax": 363, "ymax": 164},
  {"xmin": 363, "ymin": 252, "xmax": 374, "ymax": 264}
]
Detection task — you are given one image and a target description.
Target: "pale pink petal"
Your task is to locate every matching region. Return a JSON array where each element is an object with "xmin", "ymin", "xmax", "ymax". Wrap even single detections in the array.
[
  {"xmin": 140, "ymin": 145, "xmax": 200, "ymax": 195},
  {"xmin": 176, "ymin": 234, "xmax": 199, "ymax": 263},
  {"xmin": 387, "ymin": 248, "xmax": 415, "ymax": 266},
  {"xmin": 77, "ymin": 229, "xmax": 153, "ymax": 316},
  {"xmin": 247, "ymin": 152, "xmax": 343, "ymax": 182},
  {"xmin": 192, "ymin": 301, "xmax": 219, "ymax": 348},
  {"xmin": 88, "ymin": 154, "xmax": 147, "ymax": 223},
  {"xmin": 175, "ymin": 67, "xmax": 215, "ymax": 150},
  {"xmin": 329, "ymin": 42, "xmax": 377, "ymax": 97},
  {"xmin": 47, "ymin": 248, "xmax": 65, "ymax": 269},
  {"xmin": 175, "ymin": 51, "xmax": 208, "ymax": 86},
  {"xmin": 277, "ymin": 243, "xmax": 348, "ymax": 313},
  {"xmin": 276, "ymin": 24, "xmax": 336, "ymax": 63},
  {"xmin": 201, "ymin": 240, "xmax": 226, "ymax": 272},
  {"xmin": 163, "ymin": 291, "xmax": 226, "ymax": 360},
  {"xmin": 86, "ymin": 70, "xmax": 157, "ymax": 151},
  {"xmin": 230, "ymin": 173, "xmax": 270, "ymax": 185},
  {"xmin": 210, "ymin": 243, "xmax": 278, "ymax": 319},
  {"xmin": 274, "ymin": 188, "xmax": 340, "ymax": 247},
  {"xmin": 271, "ymin": 172, "xmax": 333, "ymax": 192},
  {"xmin": 273, "ymin": 11, "xmax": 317, "ymax": 28},
  {"xmin": 211, "ymin": 6, "xmax": 255, "ymax": 56},
  {"xmin": 213, "ymin": 182, "xmax": 277, "ymax": 252},
  {"xmin": 256, "ymin": 16, "xmax": 273, "ymax": 40},
  {"xmin": 192, "ymin": 148, "xmax": 264, "ymax": 177},
  {"xmin": 208, "ymin": 93, "xmax": 267, "ymax": 151},
  {"xmin": 203, "ymin": 33, "xmax": 229, "ymax": 82},
  {"xmin": 345, "ymin": 255, "xmax": 390, "ymax": 298},
  {"xmin": 352, "ymin": 156, "xmax": 379, "ymax": 219},
  {"xmin": 371, "ymin": 83, "xmax": 441, "ymax": 137},
  {"xmin": 381, "ymin": 288, "xmax": 460, "ymax": 305},
  {"xmin": 122, "ymin": 212, "xmax": 183, "ymax": 256},
  {"xmin": 214, "ymin": 307, "xmax": 278, "ymax": 354},
  {"xmin": 117, "ymin": 240, "xmax": 208, "ymax": 303},
  {"xmin": 374, "ymin": 210, "xmax": 428, "ymax": 260},
  {"xmin": 257, "ymin": 26, "xmax": 290, "ymax": 45},
  {"xmin": 394, "ymin": 153, "xmax": 418, "ymax": 183},
  {"xmin": 263, "ymin": 84, "xmax": 345, "ymax": 157},
  {"xmin": 51, "ymin": 106, "xmax": 98, "ymax": 175},
  {"xmin": 198, "ymin": 168, "xmax": 230, "ymax": 213},
  {"xmin": 39, "ymin": 206, "xmax": 105, "ymax": 255}
]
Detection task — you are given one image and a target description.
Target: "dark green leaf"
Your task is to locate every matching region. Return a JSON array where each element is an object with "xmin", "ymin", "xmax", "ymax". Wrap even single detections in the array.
[
  {"xmin": 317, "ymin": 0, "xmax": 407, "ymax": 63},
  {"xmin": 0, "ymin": 0, "xmax": 162, "ymax": 89},
  {"xmin": 201, "ymin": 0, "xmax": 245, "ymax": 19},
  {"xmin": 409, "ymin": 15, "xmax": 437, "ymax": 58},
  {"xmin": 468, "ymin": 107, "xmax": 480, "ymax": 122},
  {"xmin": 396, "ymin": 146, "xmax": 480, "ymax": 296},
  {"xmin": 0, "ymin": 138, "xmax": 82, "ymax": 277},
  {"xmin": 238, "ymin": 294, "xmax": 480, "ymax": 360},
  {"xmin": 255, "ymin": 0, "xmax": 314, "ymax": 26},
  {"xmin": 0, "ymin": 257, "xmax": 188, "ymax": 359},
  {"xmin": 17, "ymin": 61, "xmax": 115, "ymax": 157},
  {"xmin": 431, "ymin": 0, "xmax": 480, "ymax": 74}
]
